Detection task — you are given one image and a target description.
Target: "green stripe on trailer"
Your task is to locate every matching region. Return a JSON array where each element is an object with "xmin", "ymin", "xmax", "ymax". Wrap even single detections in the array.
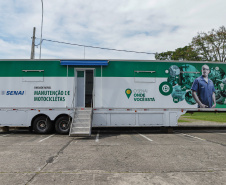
[
  {"xmin": 0, "ymin": 60, "xmax": 67, "ymax": 77},
  {"xmin": 99, "ymin": 61, "xmax": 226, "ymax": 78},
  {"xmin": 0, "ymin": 60, "xmax": 102, "ymax": 77},
  {"xmin": 1, "ymin": 60, "xmax": 226, "ymax": 78}
]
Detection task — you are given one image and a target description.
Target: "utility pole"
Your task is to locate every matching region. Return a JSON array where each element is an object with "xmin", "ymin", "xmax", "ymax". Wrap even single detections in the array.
[
  {"xmin": 39, "ymin": 0, "xmax": 43, "ymax": 59},
  {"xmin": 30, "ymin": 27, "xmax": 36, "ymax": 59}
]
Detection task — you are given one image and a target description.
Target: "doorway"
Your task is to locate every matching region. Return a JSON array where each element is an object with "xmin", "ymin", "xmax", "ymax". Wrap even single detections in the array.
[{"xmin": 76, "ymin": 69, "xmax": 94, "ymax": 108}]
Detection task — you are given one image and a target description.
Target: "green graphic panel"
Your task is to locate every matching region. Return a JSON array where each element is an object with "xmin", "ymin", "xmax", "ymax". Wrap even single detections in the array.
[
  {"xmin": 160, "ymin": 63, "xmax": 226, "ymax": 108},
  {"xmin": 185, "ymin": 91, "xmax": 196, "ymax": 105},
  {"xmin": 171, "ymin": 85, "xmax": 186, "ymax": 102},
  {"xmin": 159, "ymin": 82, "xmax": 173, "ymax": 96}
]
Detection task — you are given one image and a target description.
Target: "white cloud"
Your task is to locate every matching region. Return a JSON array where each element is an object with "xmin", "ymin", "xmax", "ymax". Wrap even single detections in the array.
[{"xmin": 0, "ymin": 0, "xmax": 225, "ymax": 60}]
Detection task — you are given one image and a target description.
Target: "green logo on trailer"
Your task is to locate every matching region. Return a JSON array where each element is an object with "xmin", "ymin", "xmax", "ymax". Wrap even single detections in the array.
[
  {"xmin": 218, "ymin": 82, "xmax": 226, "ymax": 91},
  {"xmin": 125, "ymin": 88, "xmax": 132, "ymax": 99},
  {"xmin": 173, "ymin": 97, "xmax": 179, "ymax": 103},
  {"xmin": 159, "ymin": 82, "xmax": 173, "ymax": 96}
]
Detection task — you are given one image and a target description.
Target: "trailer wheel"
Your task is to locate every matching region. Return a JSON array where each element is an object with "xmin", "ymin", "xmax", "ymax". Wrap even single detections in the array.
[
  {"xmin": 55, "ymin": 116, "xmax": 71, "ymax": 134},
  {"xmin": 33, "ymin": 116, "xmax": 52, "ymax": 134}
]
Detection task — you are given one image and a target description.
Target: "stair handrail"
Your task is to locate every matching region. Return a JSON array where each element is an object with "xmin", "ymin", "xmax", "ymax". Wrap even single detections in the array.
[{"xmin": 89, "ymin": 89, "xmax": 94, "ymax": 135}]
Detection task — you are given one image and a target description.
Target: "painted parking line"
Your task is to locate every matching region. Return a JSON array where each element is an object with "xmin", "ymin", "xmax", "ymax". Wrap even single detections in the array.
[
  {"xmin": 137, "ymin": 132, "xmax": 153, "ymax": 142},
  {"xmin": 38, "ymin": 134, "xmax": 55, "ymax": 143},
  {"xmin": 0, "ymin": 134, "xmax": 11, "ymax": 137},
  {"xmin": 180, "ymin": 133, "xmax": 206, "ymax": 141},
  {"xmin": 203, "ymin": 130, "xmax": 226, "ymax": 135},
  {"xmin": 95, "ymin": 130, "xmax": 100, "ymax": 142}
]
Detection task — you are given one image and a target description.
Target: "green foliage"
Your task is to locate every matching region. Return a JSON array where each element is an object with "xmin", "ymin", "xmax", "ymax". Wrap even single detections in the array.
[
  {"xmin": 191, "ymin": 26, "xmax": 226, "ymax": 62},
  {"xmin": 155, "ymin": 45, "xmax": 201, "ymax": 61},
  {"xmin": 180, "ymin": 112, "xmax": 226, "ymax": 122},
  {"xmin": 156, "ymin": 26, "xmax": 226, "ymax": 62},
  {"xmin": 178, "ymin": 119, "xmax": 191, "ymax": 122},
  {"xmin": 155, "ymin": 51, "xmax": 174, "ymax": 60}
]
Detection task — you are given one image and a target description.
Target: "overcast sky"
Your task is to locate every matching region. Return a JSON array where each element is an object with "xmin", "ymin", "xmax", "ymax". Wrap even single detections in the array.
[{"xmin": 0, "ymin": 0, "xmax": 225, "ymax": 60}]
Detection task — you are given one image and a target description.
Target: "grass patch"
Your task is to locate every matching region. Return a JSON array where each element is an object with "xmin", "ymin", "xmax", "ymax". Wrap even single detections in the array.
[
  {"xmin": 180, "ymin": 112, "xmax": 226, "ymax": 122},
  {"xmin": 178, "ymin": 119, "xmax": 191, "ymax": 123}
]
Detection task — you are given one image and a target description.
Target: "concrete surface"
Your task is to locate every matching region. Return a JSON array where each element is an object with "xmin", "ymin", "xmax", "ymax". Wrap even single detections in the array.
[{"xmin": 0, "ymin": 127, "xmax": 226, "ymax": 185}]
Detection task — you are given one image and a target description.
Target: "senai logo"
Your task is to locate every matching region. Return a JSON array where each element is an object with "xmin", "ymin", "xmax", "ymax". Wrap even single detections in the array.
[
  {"xmin": 0, "ymin": 91, "xmax": 25, "ymax": 95},
  {"xmin": 125, "ymin": 88, "xmax": 132, "ymax": 99}
]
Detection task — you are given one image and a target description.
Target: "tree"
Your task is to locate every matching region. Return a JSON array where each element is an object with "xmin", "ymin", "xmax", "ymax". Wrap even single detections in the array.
[
  {"xmin": 155, "ymin": 26, "xmax": 226, "ymax": 62},
  {"xmin": 155, "ymin": 45, "xmax": 201, "ymax": 61},
  {"xmin": 191, "ymin": 26, "xmax": 226, "ymax": 62},
  {"xmin": 155, "ymin": 51, "xmax": 174, "ymax": 60}
]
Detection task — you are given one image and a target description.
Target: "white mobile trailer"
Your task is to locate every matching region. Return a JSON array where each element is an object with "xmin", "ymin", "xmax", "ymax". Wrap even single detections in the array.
[{"xmin": 0, "ymin": 59, "xmax": 225, "ymax": 135}]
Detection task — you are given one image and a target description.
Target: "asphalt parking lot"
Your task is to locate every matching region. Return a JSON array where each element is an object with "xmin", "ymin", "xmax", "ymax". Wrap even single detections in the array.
[{"xmin": 0, "ymin": 127, "xmax": 226, "ymax": 185}]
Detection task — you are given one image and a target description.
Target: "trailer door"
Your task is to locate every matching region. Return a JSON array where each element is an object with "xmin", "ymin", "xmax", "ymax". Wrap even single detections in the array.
[
  {"xmin": 76, "ymin": 71, "xmax": 85, "ymax": 107},
  {"xmin": 76, "ymin": 69, "xmax": 94, "ymax": 108}
]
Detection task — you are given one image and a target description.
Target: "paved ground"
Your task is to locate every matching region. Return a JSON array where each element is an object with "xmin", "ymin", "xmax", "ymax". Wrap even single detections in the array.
[{"xmin": 0, "ymin": 127, "xmax": 226, "ymax": 185}]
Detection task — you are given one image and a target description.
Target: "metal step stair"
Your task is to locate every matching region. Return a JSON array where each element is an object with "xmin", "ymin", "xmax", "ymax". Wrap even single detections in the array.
[{"xmin": 69, "ymin": 108, "xmax": 92, "ymax": 137}]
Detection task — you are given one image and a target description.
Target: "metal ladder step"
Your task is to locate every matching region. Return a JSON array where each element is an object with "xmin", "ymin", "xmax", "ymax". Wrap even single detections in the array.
[
  {"xmin": 69, "ymin": 108, "xmax": 92, "ymax": 137},
  {"xmin": 72, "ymin": 122, "xmax": 90, "ymax": 127},
  {"xmin": 70, "ymin": 132, "xmax": 91, "ymax": 137},
  {"xmin": 71, "ymin": 127, "xmax": 90, "ymax": 132},
  {"xmin": 74, "ymin": 118, "xmax": 90, "ymax": 123},
  {"xmin": 74, "ymin": 114, "xmax": 91, "ymax": 119}
]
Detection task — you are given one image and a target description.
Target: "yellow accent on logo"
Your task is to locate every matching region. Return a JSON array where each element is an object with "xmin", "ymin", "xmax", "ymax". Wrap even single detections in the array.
[{"xmin": 126, "ymin": 89, "xmax": 131, "ymax": 94}]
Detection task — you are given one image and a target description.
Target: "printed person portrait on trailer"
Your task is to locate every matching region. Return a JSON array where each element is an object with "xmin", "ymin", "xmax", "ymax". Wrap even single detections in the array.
[{"xmin": 191, "ymin": 64, "xmax": 216, "ymax": 108}]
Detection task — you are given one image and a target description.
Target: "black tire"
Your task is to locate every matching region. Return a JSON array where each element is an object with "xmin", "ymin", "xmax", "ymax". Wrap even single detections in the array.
[
  {"xmin": 28, "ymin": 126, "xmax": 33, "ymax": 133},
  {"xmin": 55, "ymin": 116, "xmax": 71, "ymax": 134},
  {"xmin": 33, "ymin": 116, "xmax": 53, "ymax": 134}
]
